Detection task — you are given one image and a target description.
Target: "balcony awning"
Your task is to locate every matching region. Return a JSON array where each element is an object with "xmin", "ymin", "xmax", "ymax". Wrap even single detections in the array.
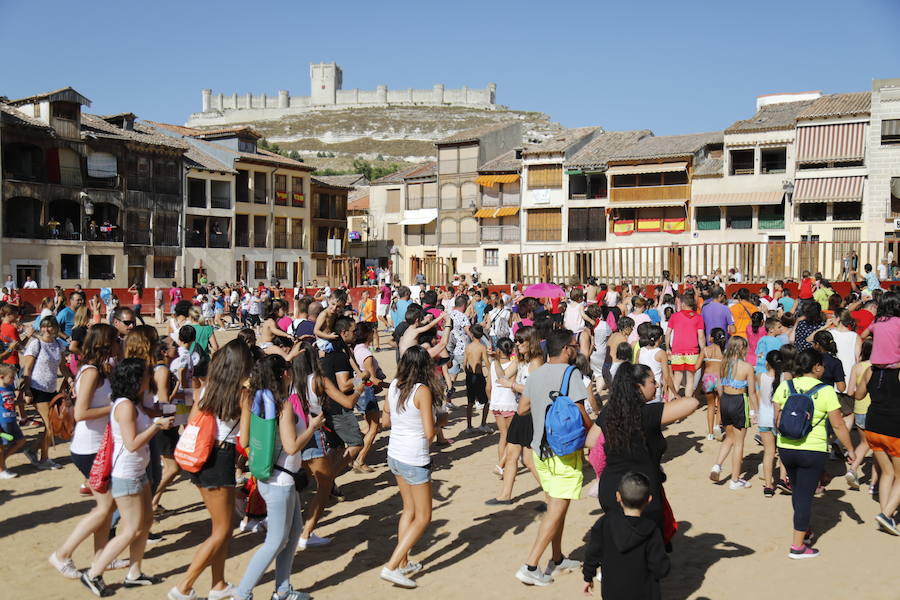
[
  {"xmin": 609, "ymin": 199, "xmax": 687, "ymax": 209},
  {"xmin": 475, "ymin": 174, "xmax": 520, "ymax": 186},
  {"xmin": 474, "ymin": 206, "xmax": 520, "ymax": 218},
  {"xmin": 692, "ymin": 191, "xmax": 784, "ymax": 207},
  {"xmin": 606, "ymin": 161, "xmax": 687, "ymax": 176},
  {"xmin": 398, "ymin": 208, "xmax": 438, "ymax": 225},
  {"xmin": 796, "ymin": 122, "xmax": 867, "ymax": 163},
  {"xmin": 794, "ymin": 176, "xmax": 865, "ymax": 203}
]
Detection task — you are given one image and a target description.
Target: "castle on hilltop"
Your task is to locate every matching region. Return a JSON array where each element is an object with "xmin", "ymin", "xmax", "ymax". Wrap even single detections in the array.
[{"xmin": 187, "ymin": 63, "xmax": 498, "ymax": 126}]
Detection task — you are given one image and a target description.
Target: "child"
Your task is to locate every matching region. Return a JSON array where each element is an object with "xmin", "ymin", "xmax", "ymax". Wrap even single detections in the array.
[
  {"xmin": 745, "ymin": 312, "xmax": 766, "ymax": 368},
  {"xmin": 0, "ymin": 364, "xmax": 25, "ymax": 478},
  {"xmin": 582, "ymin": 471, "xmax": 670, "ymax": 599},
  {"xmin": 637, "ymin": 325, "xmax": 672, "ymax": 403},
  {"xmin": 846, "ymin": 339, "xmax": 876, "ymax": 492},
  {"xmin": 710, "ymin": 336, "xmax": 758, "ymax": 489},
  {"xmin": 701, "ymin": 328, "xmax": 726, "ymax": 440},
  {"xmin": 753, "ymin": 317, "xmax": 784, "ymax": 374},
  {"xmin": 758, "ymin": 350, "xmax": 783, "ymax": 497},
  {"xmin": 489, "ymin": 337, "xmax": 517, "ymax": 473},
  {"xmin": 463, "ymin": 324, "xmax": 491, "ymax": 433}
]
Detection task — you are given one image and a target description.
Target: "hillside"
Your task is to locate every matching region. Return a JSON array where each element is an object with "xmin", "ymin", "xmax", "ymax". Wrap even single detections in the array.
[{"xmin": 193, "ymin": 105, "xmax": 561, "ymax": 170}]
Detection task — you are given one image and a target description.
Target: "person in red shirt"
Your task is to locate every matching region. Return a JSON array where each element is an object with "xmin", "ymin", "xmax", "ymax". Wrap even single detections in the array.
[
  {"xmin": 851, "ymin": 300, "xmax": 877, "ymax": 336},
  {"xmin": 665, "ymin": 293, "xmax": 706, "ymax": 397},
  {"xmin": 798, "ymin": 270, "xmax": 814, "ymax": 300}
]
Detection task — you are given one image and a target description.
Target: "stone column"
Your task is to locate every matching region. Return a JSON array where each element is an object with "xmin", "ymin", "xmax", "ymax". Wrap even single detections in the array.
[
  {"xmin": 201, "ymin": 89, "xmax": 212, "ymax": 112},
  {"xmin": 433, "ymin": 83, "xmax": 444, "ymax": 104},
  {"xmin": 279, "ymin": 90, "xmax": 289, "ymax": 108},
  {"xmin": 377, "ymin": 84, "xmax": 387, "ymax": 104},
  {"xmin": 231, "ymin": 93, "xmax": 238, "ymax": 109},
  {"xmin": 217, "ymin": 93, "xmax": 224, "ymax": 110}
]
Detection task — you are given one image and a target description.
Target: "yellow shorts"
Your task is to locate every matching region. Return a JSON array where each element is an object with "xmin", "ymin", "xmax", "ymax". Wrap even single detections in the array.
[{"xmin": 532, "ymin": 450, "xmax": 583, "ymax": 500}]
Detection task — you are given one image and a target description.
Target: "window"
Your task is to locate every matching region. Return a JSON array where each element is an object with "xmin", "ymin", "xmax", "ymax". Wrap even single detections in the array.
[
  {"xmin": 484, "ymin": 249, "xmax": 499, "ymax": 266},
  {"xmin": 188, "ymin": 178, "xmax": 206, "ymax": 208},
  {"xmin": 154, "ymin": 256, "xmax": 175, "ymax": 279},
  {"xmin": 51, "ymin": 102, "xmax": 78, "ymax": 120},
  {"xmin": 833, "ymin": 202, "xmax": 862, "ymax": 221},
  {"xmin": 459, "ymin": 217, "xmax": 478, "ymax": 244},
  {"xmin": 758, "ymin": 203, "xmax": 784, "ymax": 229},
  {"xmin": 386, "ymin": 189, "xmax": 401, "ymax": 212},
  {"xmin": 726, "ymin": 206, "xmax": 753, "ymax": 229},
  {"xmin": 440, "ymin": 218, "xmax": 459, "ymax": 245},
  {"xmin": 695, "ymin": 207, "xmax": 721, "ymax": 230},
  {"xmin": 61, "ymin": 254, "xmax": 80, "ymax": 279},
  {"xmin": 125, "ymin": 212, "xmax": 151, "ymax": 244},
  {"xmin": 799, "ymin": 202, "xmax": 827, "ymax": 222},
  {"xmin": 211, "ymin": 180, "xmax": 230, "ymax": 209},
  {"xmin": 569, "ymin": 174, "xmax": 587, "ymax": 197},
  {"xmin": 460, "ymin": 182, "xmax": 478, "ymax": 210},
  {"xmin": 407, "ymin": 183, "xmax": 423, "ymax": 209},
  {"xmin": 88, "ymin": 255, "xmax": 114, "ymax": 280},
  {"xmin": 254, "ymin": 215, "xmax": 267, "ymax": 247},
  {"xmin": 153, "ymin": 212, "xmax": 180, "ymax": 246},
  {"xmin": 882, "ymin": 119, "xmax": 900, "ymax": 145},
  {"xmin": 235, "ymin": 214, "xmax": 249, "ymax": 247},
  {"xmin": 209, "ymin": 217, "xmax": 230, "ymax": 248},
  {"xmin": 459, "ymin": 145, "xmax": 479, "ymax": 173},
  {"xmin": 729, "ymin": 149, "xmax": 755, "ymax": 175},
  {"xmin": 291, "ymin": 218, "xmax": 304, "ymax": 249},
  {"xmin": 238, "ymin": 139, "xmax": 256, "ymax": 153},
  {"xmin": 568, "ymin": 208, "xmax": 606, "ymax": 241},
  {"xmin": 254, "ymin": 261, "xmax": 268, "ymax": 280},
  {"xmin": 527, "ymin": 208, "xmax": 562, "ymax": 241},
  {"xmin": 612, "ymin": 174, "xmax": 637, "ymax": 188},
  {"xmin": 761, "ymin": 147, "xmax": 787, "ymax": 174},
  {"xmin": 274, "ymin": 261, "xmax": 287, "ymax": 280},
  {"xmin": 316, "ymin": 259, "xmax": 327, "ymax": 276},
  {"xmin": 527, "ymin": 164, "xmax": 562, "ymax": 189},
  {"xmin": 275, "ymin": 175, "xmax": 287, "ymax": 205},
  {"xmin": 440, "ymin": 183, "xmax": 458, "ymax": 209},
  {"xmin": 186, "ymin": 216, "xmax": 207, "ymax": 247},
  {"xmin": 253, "ymin": 172, "xmax": 267, "ymax": 204},
  {"xmin": 588, "ymin": 174, "xmax": 607, "ymax": 198},
  {"xmin": 33, "ymin": 103, "xmax": 40, "ymax": 118},
  {"xmin": 274, "ymin": 217, "xmax": 288, "ymax": 248},
  {"xmin": 438, "ymin": 147, "xmax": 458, "ymax": 174},
  {"xmin": 236, "ymin": 170, "xmax": 249, "ymax": 202}
]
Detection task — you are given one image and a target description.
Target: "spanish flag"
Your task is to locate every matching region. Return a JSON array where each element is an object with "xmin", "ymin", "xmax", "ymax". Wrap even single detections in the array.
[
  {"xmin": 637, "ymin": 217, "xmax": 662, "ymax": 232},
  {"xmin": 663, "ymin": 217, "xmax": 686, "ymax": 233},
  {"xmin": 613, "ymin": 219, "xmax": 635, "ymax": 236}
]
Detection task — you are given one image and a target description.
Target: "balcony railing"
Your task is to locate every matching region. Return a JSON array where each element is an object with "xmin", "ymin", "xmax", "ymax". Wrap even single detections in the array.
[
  {"xmin": 291, "ymin": 234, "xmax": 304, "ymax": 249},
  {"xmin": 235, "ymin": 231, "xmax": 250, "ymax": 247},
  {"xmin": 314, "ymin": 239, "xmax": 328, "ymax": 253},
  {"xmin": 209, "ymin": 233, "xmax": 230, "ymax": 248},
  {"xmin": 85, "ymin": 175, "xmax": 121, "ymax": 189},
  {"xmin": 186, "ymin": 233, "xmax": 205, "ymax": 247},
  {"xmin": 59, "ymin": 166, "xmax": 83, "ymax": 187},
  {"xmin": 481, "ymin": 225, "xmax": 520, "ymax": 242},
  {"xmin": 274, "ymin": 233, "xmax": 288, "ymax": 248},
  {"xmin": 211, "ymin": 195, "xmax": 231, "ymax": 209},
  {"xmin": 125, "ymin": 230, "xmax": 151, "ymax": 245},
  {"xmin": 253, "ymin": 233, "xmax": 268, "ymax": 247}
]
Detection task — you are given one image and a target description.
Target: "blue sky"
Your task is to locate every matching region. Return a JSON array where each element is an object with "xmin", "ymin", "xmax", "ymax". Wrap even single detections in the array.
[{"xmin": 2, "ymin": 0, "xmax": 898, "ymax": 135}]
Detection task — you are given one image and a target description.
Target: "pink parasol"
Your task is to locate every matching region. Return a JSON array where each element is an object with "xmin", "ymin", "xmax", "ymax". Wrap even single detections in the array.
[{"xmin": 524, "ymin": 282, "xmax": 565, "ymax": 298}]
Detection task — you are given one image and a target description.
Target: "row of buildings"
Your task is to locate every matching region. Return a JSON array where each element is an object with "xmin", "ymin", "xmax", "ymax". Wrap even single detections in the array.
[
  {"xmin": 0, "ymin": 87, "xmax": 358, "ymax": 289},
  {"xmin": 363, "ymin": 79, "xmax": 900, "ymax": 284}
]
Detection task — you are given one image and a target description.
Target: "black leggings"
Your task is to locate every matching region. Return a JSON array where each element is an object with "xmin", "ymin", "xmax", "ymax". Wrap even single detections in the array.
[{"xmin": 780, "ymin": 447, "xmax": 826, "ymax": 532}]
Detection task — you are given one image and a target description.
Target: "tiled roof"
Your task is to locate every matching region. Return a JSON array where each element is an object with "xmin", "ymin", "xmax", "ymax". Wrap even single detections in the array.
[
  {"xmin": 145, "ymin": 121, "xmax": 199, "ymax": 136},
  {"xmin": 193, "ymin": 126, "xmax": 263, "ymax": 140},
  {"xmin": 0, "ymin": 102, "xmax": 53, "ymax": 131},
  {"xmin": 8, "ymin": 86, "xmax": 91, "ymax": 107},
  {"xmin": 436, "ymin": 121, "xmax": 519, "ymax": 145},
  {"xmin": 81, "ymin": 114, "xmax": 189, "ymax": 150},
  {"xmin": 566, "ymin": 130, "xmax": 653, "ymax": 170},
  {"xmin": 236, "ymin": 148, "xmax": 315, "ymax": 171},
  {"xmin": 692, "ymin": 157, "xmax": 723, "ymax": 178},
  {"xmin": 522, "ymin": 127, "xmax": 600, "ymax": 156},
  {"xmin": 184, "ymin": 144, "xmax": 235, "ymax": 174},
  {"xmin": 402, "ymin": 161, "xmax": 437, "ymax": 180},
  {"xmin": 798, "ymin": 92, "xmax": 871, "ymax": 120},
  {"xmin": 311, "ymin": 174, "xmax": 369, "ymax": 188},
  {"xmin": 479, "ymin": 149, "xmax": 521, "ymax": 173},
  {"xmin": 371, "ymin": 161, "xmax": 437, "ymax": 184},
  {"xmin": 725, "ymin": 100, "xmax": 815, "ymax": 134},
  {"xmin": 611, "ymin": 131, "xmax": 723, "ymax": 162},
  {"xmin": 347, "ymin": 192, "xmax": 369, "ymax": 211}
]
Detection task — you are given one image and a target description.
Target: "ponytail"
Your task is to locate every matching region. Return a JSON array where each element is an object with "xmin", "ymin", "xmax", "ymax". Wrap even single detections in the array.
[
  {"xmin": 812, "ymin": 330, "xmax": 837, "ymax": 357},
  {"xmin": 765, "ymin": 349, "xmax": 783, "ymax": 397}
]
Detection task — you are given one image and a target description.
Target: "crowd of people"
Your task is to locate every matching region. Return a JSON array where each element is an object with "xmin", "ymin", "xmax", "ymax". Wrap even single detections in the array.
[{"xmin": 0, "ymin": 265, "xmax": 898, "ymax": 599}]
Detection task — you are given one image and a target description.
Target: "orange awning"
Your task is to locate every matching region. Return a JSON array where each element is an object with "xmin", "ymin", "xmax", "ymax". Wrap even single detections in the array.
[
  {"xmin": 473, "ymin": 208, "xmax": 497, "ymax": 218},
  {"xmin": 475, "ymin": 174, "xmax": 520, "ymax": 186},
  {"xmin": 494, "ymin": 206, "xmax": 520, "ymax": 217},
  {"xmin": 474, "ymin": 206, "xmax": 521, "ymax": 218}
]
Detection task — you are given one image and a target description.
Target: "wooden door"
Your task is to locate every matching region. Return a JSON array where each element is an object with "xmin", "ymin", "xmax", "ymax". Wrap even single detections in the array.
[
  {"xmin": 799, "ymin": 235, "xmax": 820, "ymax": 275},
  {"xmin": 766, "ymin": 237, "xmax": 786, "ymax": 279},
  {"xmin": 667, "ymin": 246, "xmax": 684, "ymax": 282},
  {"xmin": 539, "ymin": 254, "xmax": 553, "ymax": 282}
]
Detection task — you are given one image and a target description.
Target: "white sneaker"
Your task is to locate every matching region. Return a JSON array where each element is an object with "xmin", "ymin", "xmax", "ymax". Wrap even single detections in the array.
[
  {"xmin": 474, "ymin": 402, "xmax": 485, "ymax": 410},
  {"xmin": 380, "ymin": 566, "xmax": 417, "ymax": 588},
  {"xmin": 167, "ymin": 586, "xmax": 198, "ymax": 600},
  {"xmin": 713, "ymin": 426, "xmax": 725, "ymax": 442},
  {"xmin": 729, "ymin": 479, "xmax": 752, "ymax": 490},
  {"xmin": 207, "ymin": 583, "xmax": 238, "ymax": 600},
  {"xmin": 0, "ymin": 469, "xmax": 18, "ymax": 479},
  {"xmin": 399, "ymin": 561, "xmax": 423, "ymax": 576},
  {"xmin": 705, "ymin": 433, "xmax": 715, "ymax": 441},
  {"xmin": 515, "ymin": 564, "xmax": 553, "ymax": 586},
  {"xmin": 545, "ymin": 557, "xmax": 581, "ymax": 577},
  {"xmin": 493, "ymin": 464, "xmax": 504, "ymax": 477},
  {"xmin": 297, "ymin": 533, "xmax": 331, "ymax": 550},
  {"xmin": 48, "ymin": 552, "xmax": 80, "ymax": 579},
  {"xmin": 709, "ymin": 464, "xmax": 721, "ymax": 482}
]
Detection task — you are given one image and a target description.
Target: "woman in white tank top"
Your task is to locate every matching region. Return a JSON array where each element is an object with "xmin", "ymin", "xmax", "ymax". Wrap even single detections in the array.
[
  {"xmin": 489, "ymin": 338, "xmax": 518, "ymax": 474},
  {"xmin": 50, "ymin": 324, "xmax": 120, "ymax": 580},
  {"xmin": 381, "ymin": 346, "xmax": 440, "ymax": 589}
]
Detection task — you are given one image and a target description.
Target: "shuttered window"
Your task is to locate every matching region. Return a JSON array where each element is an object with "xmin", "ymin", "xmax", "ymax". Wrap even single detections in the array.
[
  {"xmin": 459, "ymin": 145, "xmax": 479, "ymax": 173},
  {"xmin": 695, "ymin": 207, "xmax": 721, "ymax": 230},
  {"xmin": 568, "ymin": 208, "xmax": 606, "ymax": 241},
  {"xmin": 439, "ymin": 147, "xmax": 458, "ymax": 174},
  {"xmin": 527, "ymin": 208, "xmax": 561, "ymax": 241},
  {"xmin": 386, "ymin": 188, "xmax": 401, "ymax": 212},
  {"xmin": 407, "ymin": 183, "xmax": 422, "ymax": 209},
  {"xmin": 423, "ymin": 182, "xmax": 438, "ymax": 208},
  {"xmin": 440, "ymin": 218, "xmax": 459, "ymax": 244},
  {"xmin": 726, "ymin": 206, "xmax": 753, "ymax": 230},
  {"xmin": 440, "ymin": 183, "xmax": 458, "ymax": 209},
  {"xmin": 527, "ymin": 164, "xmax": 562, "ymax": 189}
]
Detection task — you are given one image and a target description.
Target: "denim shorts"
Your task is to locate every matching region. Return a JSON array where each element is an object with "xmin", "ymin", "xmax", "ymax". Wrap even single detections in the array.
[
  {"xmin": 355, "ymin": 386, "xmax": 379, "ymax": 414},
  {"xmin": 758, "ymin": 426, "xmax": 775, "ymax": 434},
  {"xmin": 110, "ymin": 474, "xmax": 149, "ymax": 498},
  {"xmin": 387, "ymin": 455, "xmax": 431, "ymax": 486},
  {"xmin": 0, "ymin": 420, "xmax": 23, "ymax": 445},
  {"xmin": 301, "ymin": 429, "xmax": 327, "ymax": 461},
  {"xmin": 855, "ymin": 413, "xmax": 867, "ymax": 430}
]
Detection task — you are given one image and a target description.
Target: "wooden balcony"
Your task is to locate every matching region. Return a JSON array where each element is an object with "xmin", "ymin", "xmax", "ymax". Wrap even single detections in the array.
[
  {"xmin": 609, "ymin": 184, "xmax": 690, "ymax": 203},
  {"xmin": 50, "ymin": 116, "xmax": 80, "ymax": 139}
]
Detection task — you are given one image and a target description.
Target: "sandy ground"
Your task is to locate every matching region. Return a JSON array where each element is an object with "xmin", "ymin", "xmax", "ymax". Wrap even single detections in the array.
[{"xmin": 1, "ymin": 328, "xmax": 898, "ymax": 600}]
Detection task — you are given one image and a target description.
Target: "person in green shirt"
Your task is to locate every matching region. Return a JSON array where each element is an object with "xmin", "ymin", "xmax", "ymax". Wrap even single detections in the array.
[
  {"xmin": 773, "ymin": 348, "xmax": 855, "ymax": 560},
  {"xmin": 812, "ymin": 280, "xmax": 834, "ymax": 311}
]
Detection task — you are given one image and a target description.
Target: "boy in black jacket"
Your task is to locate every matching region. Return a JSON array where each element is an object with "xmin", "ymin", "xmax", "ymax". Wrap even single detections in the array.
[{"xmin": 583, "ymin": 471, "xmax": 670, "ymax": 599}]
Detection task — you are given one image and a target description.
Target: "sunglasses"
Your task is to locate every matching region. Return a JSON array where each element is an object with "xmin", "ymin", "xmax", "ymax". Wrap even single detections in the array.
[{"xmin": 119, "ymin": 320, "xmax": 135, "ymax": 327}]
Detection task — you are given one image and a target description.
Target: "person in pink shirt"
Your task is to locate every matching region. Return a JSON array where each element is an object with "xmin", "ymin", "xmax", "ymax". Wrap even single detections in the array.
[
  {"xmin": 744, "ymin": 312, "xmax": 766, "ymax": 367},
  {"xmin": 377, "ymin": 282, "xmax": 392, "ymax": 333},
  {"xmin": 167, "ymin": 281, "xmax": 182, "ymax": 314},
  {"xmin": 626, "ymin": 296, "xmax": 652, "ymax": 345},
  {"xmin": 665, "ymin": 293, "xmax": 706, "ymax": 397},
  {"xmin": 865, "ymin": 292, "xmax": 900, "ymax": 368}
]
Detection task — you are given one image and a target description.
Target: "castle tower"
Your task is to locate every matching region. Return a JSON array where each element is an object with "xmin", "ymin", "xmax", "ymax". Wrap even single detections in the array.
[{"xmin": 310, "ymin": 62, "xmax": 342, "ymax": 105}]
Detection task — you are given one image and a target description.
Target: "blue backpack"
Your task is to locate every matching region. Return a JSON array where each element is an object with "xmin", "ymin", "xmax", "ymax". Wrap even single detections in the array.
[
  {"xmin": 778, "ymin": 380, "xmax": 828, "ymax": 440},
  {"xmin": 541, "ymin": 365, "xmax": 586, "ymax": 458}
]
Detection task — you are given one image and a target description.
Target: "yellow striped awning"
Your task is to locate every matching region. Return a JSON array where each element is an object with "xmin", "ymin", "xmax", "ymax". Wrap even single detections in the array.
[
  {"xmin": 474, "ymin": 206, "xmax": 521, "ymax": 218},
  {"xmin": 475, "ymin": 174, "xmax": 520, "ymax": 186}
]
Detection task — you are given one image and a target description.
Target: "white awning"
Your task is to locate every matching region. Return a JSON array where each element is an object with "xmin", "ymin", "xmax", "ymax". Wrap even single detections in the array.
[
  {"xmin": 692, "ymin": 191, "xmax": 784, "ymax": 207},
  {"xmin": 606, "ymin": 161, "xmax": 688, "ymax": 176},
  {"xmin": 398, "ymin": 209, "xmax": 438, "ymax": 226},
  {"xmin": 87, "ymin": 152, "xmax": 118, "ymax": 178}
]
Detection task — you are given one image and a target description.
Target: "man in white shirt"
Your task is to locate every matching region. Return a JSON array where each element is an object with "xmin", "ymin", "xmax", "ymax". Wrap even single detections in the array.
[
  {"xmin": 22, "ymin": 276, "xmax": 37, "ymax": 289},
  {"xmin": 4, "ymin": 276, "xmax": 14, "ymax": 291},
  {"xmin": 878, "ymin": 259, "xmax": 889, "ymax": 281}
]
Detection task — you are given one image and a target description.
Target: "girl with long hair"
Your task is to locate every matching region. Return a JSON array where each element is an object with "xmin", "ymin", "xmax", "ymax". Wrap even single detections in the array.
[
  {"xmin": 353, "ymin": 321, "xmax": 386, "ymax": 473},
  {"xmin": 846, "ymin": 339, "xmax": 876, "ymax": 491},
  {"xmin": 489, "ymin": 337, "xmax": 518, "ymax": 474},
  {"xmin": 637, "ymin": 324, "xmax": 673, "ymax": 403},
  {"xmin": 49, "ymin": 324, "xmax": 124, "ymax": 579},
  {"xmin": 745, "ymin": 311, "xmax": 766, "ymax": 367},
  {"xmin": 233, "ymin": 354, "xmax": 323, "ymax": 600},
  {"xmin": 487, "ymin": 326, "xmax": 544, "ymax": 505},
  {"xmin": 758, "ymin": 349, "xmax": 784, "ymax": 497},
  {"xmin": 380, "ymin": 346, "xmax": 444, "ymax": 589},
  {"xmin": 709, "ymin": 336, "xmax": 758, "ymax": 489},
  {"xmin": 169, "ymin": 340, "xmax": 253, "ymax": 600},
  {"xmin": 792, "ymin": 301, "xmax": 825, "ymax": 352},
  {"xmin": 80, "ymin": 358, "xmax": 175, "ymax": 596},
  {"xmin": 588, "ymin": 363, "xmax": 698, "ymax": 534},
  {"xmin": 701, "ymin": 328, "xmax": 726, "ymax": 440},
  {"xmin": 129, "ymin": 283, "xmax": 146, "ymax": 326}
]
